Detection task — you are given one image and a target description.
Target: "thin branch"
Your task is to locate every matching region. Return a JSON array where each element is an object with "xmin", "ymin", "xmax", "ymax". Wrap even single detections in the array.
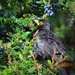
[
  {"xmin": 48, "ymin": 0, "xmax": 50, "ymax": 5},
  {"xmin": 43, "ymin": 0, "xmax": 46, "ymax": 5}
]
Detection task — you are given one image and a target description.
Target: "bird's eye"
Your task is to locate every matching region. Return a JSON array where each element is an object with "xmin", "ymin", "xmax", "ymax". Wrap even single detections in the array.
[
  {"xmin": 37, "ymin": 17, "xmax": 41, "ymax": 20},
  {"xmin": 55, "ymin": 52, "xmax": 61, "ymax": 55},
  {"xmin": 40, "ymin": 34, "xmax": 46, "ymax": 37},
  {"xmin": 43, "ymin": 34, "xmax": 46, "ymax": 37}
]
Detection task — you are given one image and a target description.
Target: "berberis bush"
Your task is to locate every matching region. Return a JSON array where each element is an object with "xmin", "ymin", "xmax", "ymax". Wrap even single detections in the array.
[{"xmin": 0, "ymin": 0, "xmax": 75, "ymax": 75}]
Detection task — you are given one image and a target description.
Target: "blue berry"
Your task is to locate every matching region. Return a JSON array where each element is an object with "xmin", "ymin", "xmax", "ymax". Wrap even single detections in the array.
[
  {"xmin": 37, "ymin": 17, "xmax": 40, "ymax": 20},
  {"xmin": 0, "ymin": 46, "xmax": 4, "ymax": 49},
  {"xmin": 44, "ymin": 8, "xmax": 48, "ymax": 13},
  {"xmin": 45, "ymin": 8, "xmax": 48, "ymax": 11},
  {"xmin": 48, "ymin": 11, "xmax": 54, "ymax": 17},
  {"xmin": 50, "ymin": 7, "xmax": 53, "ymax": 10},
  {"xmin": 47, "ymin": 10, "xmax": 51, "ymax": 13},
  {"xmin": 44, "ymin": 6, "xmax": 48, "ymax": 9},
  {"xmin": 44, "ymin": 4, "xmax": 54, "ymax": 17},
  {"xmin": 32, "ymin": 18, "xmax": 35, "ymax": 21}
]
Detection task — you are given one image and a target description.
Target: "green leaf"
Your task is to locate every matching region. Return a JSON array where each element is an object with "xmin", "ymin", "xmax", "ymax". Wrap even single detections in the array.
[
  {"xmin": 0, "ymin": 17, "xmax": 3, "ymax": 22},
  {"xmin": 22, "ymin": 31, "xmax": 31, "ymax": 39},
  {"xmin": 0, "ymin": 4, "xmax": 2, "ymax": 10},
  {"xmin": 16, "ymin": 27, "xmax": 21, "ymax": 33},
  {"xmin": 19, "ymin": 54, "xmax": 23, "ymax": 60},
  {"xmin": 47, "ymin": 60, "xmax": 52, "ymax": 65},
  {"xmin": 65, "ymin": 1, "xmax": 70, "ymax": 7}
]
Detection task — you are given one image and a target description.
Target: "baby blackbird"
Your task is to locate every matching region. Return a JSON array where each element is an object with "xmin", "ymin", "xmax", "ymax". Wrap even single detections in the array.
[
  {"xmin": 31, "ymin": 19, "xmax": 66, "ymax": 61},
  {"xmin": 31, "ymin": 19, "xmax": 75, "ymax": 75}
]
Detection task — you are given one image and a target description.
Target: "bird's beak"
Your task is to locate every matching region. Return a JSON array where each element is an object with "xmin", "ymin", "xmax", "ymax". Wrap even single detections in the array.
[{"xmin": 34, "ymin": 20, "xmax": 43, "ymax": 26}]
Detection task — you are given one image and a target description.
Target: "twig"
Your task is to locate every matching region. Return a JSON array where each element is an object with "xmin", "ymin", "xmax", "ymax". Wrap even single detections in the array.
[
  {"xmin": 4, "ymin": 44, "xmax": 12, "ymax": 65},
  {"xmin": 43, "ymin": 0, "xmax": 46, "ymax": 5},
  {"xmin": 30, "ymin": 51, "xmax": 42, "ymax": 70},
  {"xmin": 43, "ymin": 13, "xmax": 48, "ymax": 19},
  {"xmin": 48, "ymin": 0, "xmax": 50, "ymax": 5}
]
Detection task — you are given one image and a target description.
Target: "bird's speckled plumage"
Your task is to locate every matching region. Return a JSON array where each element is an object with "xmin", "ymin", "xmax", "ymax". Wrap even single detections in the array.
[{"xmin": 32, "ymin": 20, "xmax": 66, "ymax": 60}]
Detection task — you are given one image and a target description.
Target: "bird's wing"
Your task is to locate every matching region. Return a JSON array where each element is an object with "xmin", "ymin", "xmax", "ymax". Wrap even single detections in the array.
[
  {"xmin": 48, "ymin": 31, "xmax": 66, "ymax": 54},
  {"xmin": 33, "ymin": 29, "xmax": 66, "ymax": 59}
]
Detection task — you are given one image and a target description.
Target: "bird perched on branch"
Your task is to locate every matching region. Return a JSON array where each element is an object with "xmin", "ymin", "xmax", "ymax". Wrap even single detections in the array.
[
  {"xmin": 31, "ymin": 19, "xmax": 66, "ymax": 62},
  {"xmin": 31, "ymin": 19, "xmax": 75, "ymax": 75}
]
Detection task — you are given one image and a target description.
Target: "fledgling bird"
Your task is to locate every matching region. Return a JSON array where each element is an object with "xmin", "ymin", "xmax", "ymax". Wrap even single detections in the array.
[
  {"xmin": 31, "ymin": 19, "xmax": 66, "ymax": 61},
  {"xmin": 31, "ymin": 19, "xmax": 75, "ymax": 75}
]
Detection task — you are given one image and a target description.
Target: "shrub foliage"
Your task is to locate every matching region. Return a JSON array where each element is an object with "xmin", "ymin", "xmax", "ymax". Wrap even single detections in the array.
[{"xmin": 0, "ymin": 0, "xmax": 75, "ymax": 75}]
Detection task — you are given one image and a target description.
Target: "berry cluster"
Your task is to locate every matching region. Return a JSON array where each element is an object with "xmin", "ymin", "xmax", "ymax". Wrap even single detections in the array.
[
  {"xmin": 32, "ymin": 17, "xmax": 41, "ymax": 21},
  {"xmin": 44, "ymin": 5, "xmax": 54, "ymax": 17},
  {"xmin": 0, "ymin": 46, "xmax": 4, "ymax": 54}
]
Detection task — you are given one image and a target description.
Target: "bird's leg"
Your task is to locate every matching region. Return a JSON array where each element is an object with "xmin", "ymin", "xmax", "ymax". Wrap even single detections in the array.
[
  {"xmin": 59, "ymin": 52, "xmax": 64, "ymax": 62},
  {"xmin": 52, "ymin": 48, "xmax": 56, "ymax": 66}
]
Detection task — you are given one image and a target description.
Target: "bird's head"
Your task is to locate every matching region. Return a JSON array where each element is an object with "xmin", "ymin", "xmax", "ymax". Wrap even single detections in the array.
[
  {"xmin": 33, "ymin": 18, "xmax": 50, "ymax": 26},
  {"xmin": 33, "ymin": 18, "xmax": 50, "ymax": 31},
  {"xmin": 33, "ymin": 19, "xmax": 43, "ymax": 26}
]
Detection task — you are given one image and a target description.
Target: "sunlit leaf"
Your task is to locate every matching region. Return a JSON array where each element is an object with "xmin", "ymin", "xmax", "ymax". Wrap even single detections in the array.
[
  {"xmin": 47, "ymin": 60, "xmax": 51, "ymax": 65},
  {"xmin": 19, "ymin": 54, "xmax": 23, "ymax": 60}
]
